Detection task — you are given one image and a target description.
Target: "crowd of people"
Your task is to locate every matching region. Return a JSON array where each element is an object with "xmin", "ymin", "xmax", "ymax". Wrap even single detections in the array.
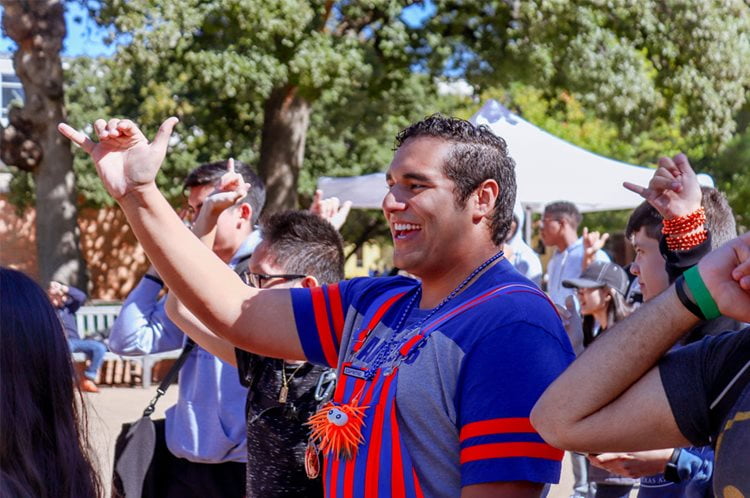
[{"xmin": 0, "ymin": 112, "xmax": 747, "ymax": 498}]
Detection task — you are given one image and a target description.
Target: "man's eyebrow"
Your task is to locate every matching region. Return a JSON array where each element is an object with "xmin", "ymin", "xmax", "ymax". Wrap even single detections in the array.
[
  {"xmin": 386, "ymin": 171, "xmax": 432, "ymax": 182},
  {"xmin": 403, "ymin": 172, "xmax": 431, "ymax": 182}
]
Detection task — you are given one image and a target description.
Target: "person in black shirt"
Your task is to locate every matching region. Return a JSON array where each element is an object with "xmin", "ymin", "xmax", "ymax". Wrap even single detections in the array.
[
  {"xmin": 166, "ymin": 210, "xmax": 345, "ymax": 497},
  {"xmin": 531, "ymin": 154, "xmax": 750, "ymax": 497}
]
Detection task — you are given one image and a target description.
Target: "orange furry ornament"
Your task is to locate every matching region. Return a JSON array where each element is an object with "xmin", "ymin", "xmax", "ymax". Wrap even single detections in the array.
[{"xmin": 307, "ymin": 399, "xmax": 369, "ymax": 459}]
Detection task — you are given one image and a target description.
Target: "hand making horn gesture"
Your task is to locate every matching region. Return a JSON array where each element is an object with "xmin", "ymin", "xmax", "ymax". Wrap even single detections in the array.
[
  {"xmin": 57, "ymin": 117, "xmax": 179, "ymax": 201},
  {"xmin": 623, "ymin": 153, "xmax": 702, "ymax": 220},
  {"xmin": 309, "ymin": 189, "xmax": 352, "ymax": 230},
  {"xmin": 203, "ymin": 158, "xmax": 252, "ymax": 216},
  {"xmin": 581, "ymin": 226, "xmax": 609, "ymax": 271}
]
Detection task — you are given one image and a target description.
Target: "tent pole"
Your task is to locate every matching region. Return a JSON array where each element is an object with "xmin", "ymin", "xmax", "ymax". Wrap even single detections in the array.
[{"xmin": 523, "ymin": 206, "xmax": 533, "ymax": 244}]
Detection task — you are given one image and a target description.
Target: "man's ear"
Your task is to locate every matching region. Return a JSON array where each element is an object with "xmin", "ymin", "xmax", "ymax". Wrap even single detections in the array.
[
  {"xmin": 300, "ymin": 275, "xmax": 319, "ymax": 289},
  {"xmin": 472, "ymin": 179, "xmax": 499, "ymax": 220},
  {"xmin": 239, "ymin": 203, "xmax": 252, "ymax": 221}
]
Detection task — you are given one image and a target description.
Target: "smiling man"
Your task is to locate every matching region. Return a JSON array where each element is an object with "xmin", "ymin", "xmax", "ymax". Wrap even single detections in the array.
[{"xmin": 59, "ymin": 114, "xmax": 574, "ymax": 497}]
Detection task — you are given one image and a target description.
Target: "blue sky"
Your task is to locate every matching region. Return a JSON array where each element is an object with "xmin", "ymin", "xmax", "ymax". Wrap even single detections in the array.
[
  {"xmin": 0, "ymin": 2, "xmax": 115, "ymax": 57},
  {"xmin": 1, "ymin": 2, "xmax": 433, "ymax": 58}
]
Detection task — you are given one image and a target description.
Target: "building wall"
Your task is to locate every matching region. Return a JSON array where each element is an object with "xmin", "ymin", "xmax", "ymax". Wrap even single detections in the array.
[
  {"xmin": 0, "ymin": 196, "xmax": 149, "ymax": 300},
  {"xmin": 343, "ymin": 242, "xmax": 393, "ymax": 278}
]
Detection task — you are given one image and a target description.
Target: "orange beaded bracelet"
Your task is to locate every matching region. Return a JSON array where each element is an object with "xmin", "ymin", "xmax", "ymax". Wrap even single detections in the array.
[
  {"xmin": 662, "ymin": 208, "xmax": 706, "ymax": 235},
  {"xmin": 666, "ymin": 229, "xmax": 708, "ymax": 251}
]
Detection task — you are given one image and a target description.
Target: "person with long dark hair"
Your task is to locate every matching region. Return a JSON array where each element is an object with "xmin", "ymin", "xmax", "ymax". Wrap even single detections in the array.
[{"xmin": 0, "ymin": 267, "xmax": 102, "ymax": 498}]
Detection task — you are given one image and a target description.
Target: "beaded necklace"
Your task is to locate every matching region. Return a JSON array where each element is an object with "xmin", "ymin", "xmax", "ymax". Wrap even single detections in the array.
[
  {"xmin": 306, "ymin": 250, "xmax": 506, "ymax": 463},
  {"xmin": 359, "ymin": 250, "xmax": 505, "ymax": 379}
]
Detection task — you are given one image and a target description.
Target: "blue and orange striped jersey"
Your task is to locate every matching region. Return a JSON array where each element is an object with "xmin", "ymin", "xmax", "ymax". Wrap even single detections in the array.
[{"xmin": 291, "ymin": 258, "xmax": 575, "ymax": 497}]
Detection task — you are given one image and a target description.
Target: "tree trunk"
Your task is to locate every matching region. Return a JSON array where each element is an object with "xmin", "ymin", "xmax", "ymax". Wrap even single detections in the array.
[
  {"xmin": 0, "ymin": 0, "xmax": 87, "ymax": 288},
  {"xmin": 258, "ymin": 85, "xmax": 311, "ymax": 214}
]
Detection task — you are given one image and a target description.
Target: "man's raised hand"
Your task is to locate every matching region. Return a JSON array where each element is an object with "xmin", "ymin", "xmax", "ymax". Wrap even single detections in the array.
[
  {"xmin": 309, "ymin": 189, "xmax": 352, "ymax": 230},
  {"xmin": 623, "ymin": 153, "xmax": 702, "ymax": 220},
  {"xmin": 200, "ymin": 159, "xmax": 251, "ymax": 218},
  {"xmin": 582, "ymin": 226, "xmax": 609, "ymax": 270},
  {"xmin": 57, "ymin": 117, "xmax": 178, "ymax": 201}
]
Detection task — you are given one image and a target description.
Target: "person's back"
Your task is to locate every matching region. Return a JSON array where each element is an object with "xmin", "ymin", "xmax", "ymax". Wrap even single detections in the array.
[{"xmin": 0, "ymin": 268, "xmax": 101, "ymax": 498}]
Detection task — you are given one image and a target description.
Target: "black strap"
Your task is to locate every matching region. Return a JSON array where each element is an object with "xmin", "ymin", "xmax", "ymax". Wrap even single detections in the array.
[
  {"xmin": 675, "ymin": 275, "xmax": 705, "ymax": 320},
  {"xmin": 142, "ymin": 338, "xmax": 196, "ymax": 417}
]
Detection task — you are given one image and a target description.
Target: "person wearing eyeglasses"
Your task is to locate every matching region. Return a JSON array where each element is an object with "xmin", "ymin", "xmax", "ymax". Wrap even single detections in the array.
[
  {"xmin": 167, "ymin": 209, "xmax": 344, "ymax": 498},
  {"xmin": 108, "ymin": 160, "xmax": 265, "ymax": 498},
  {"xmin": 60, "ymin": 114, "xmax": 576, "ymax": 498},
  {"xmin": 540, "ymin": 201, "xmax": 611, "ymax": 308}
]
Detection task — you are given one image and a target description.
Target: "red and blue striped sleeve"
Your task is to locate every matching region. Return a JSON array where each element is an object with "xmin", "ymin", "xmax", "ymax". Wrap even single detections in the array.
[
  {"xmin": 457, "ymin": 321, "xmax": 574, "ymax": 486},
  {"xmin": 290, "ymin": 281, "xmax": 350, "ymax": 368}
]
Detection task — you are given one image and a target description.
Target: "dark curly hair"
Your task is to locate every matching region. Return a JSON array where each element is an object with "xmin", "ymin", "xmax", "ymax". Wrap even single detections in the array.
[{"xmin": 394, "ymin": 114, "xmax": 517, "ymax": 245}]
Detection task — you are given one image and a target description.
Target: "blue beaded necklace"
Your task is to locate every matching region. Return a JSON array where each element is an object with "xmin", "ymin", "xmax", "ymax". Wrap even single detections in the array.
[{"xmin": 363, "ymin": 250, "xmax": 505, "ymax": 378}]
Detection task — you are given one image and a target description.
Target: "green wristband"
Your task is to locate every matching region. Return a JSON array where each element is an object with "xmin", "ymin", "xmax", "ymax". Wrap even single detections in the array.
[{"xmin": 683, "ymin": 266, "xmax": 721, "ymax": 320}]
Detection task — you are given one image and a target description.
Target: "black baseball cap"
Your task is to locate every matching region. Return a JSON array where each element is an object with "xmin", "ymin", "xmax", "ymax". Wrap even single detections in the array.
[{"xmin": 562, "ymin": 261, "xmax": 629, "ymax": 296}]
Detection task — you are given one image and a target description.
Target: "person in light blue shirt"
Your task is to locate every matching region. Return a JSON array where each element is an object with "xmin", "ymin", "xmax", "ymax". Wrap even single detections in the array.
[
  {"xmin": 540, "ymin": 201, "xmax": 611, "ymax": 307},
  {"xmin": 109, "ymin": 159, "xmax": 265, "ymax": 498}
]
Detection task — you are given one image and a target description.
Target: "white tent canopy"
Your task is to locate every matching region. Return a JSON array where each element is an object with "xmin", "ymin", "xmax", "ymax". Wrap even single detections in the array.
[{"xmin": 316, "ymin": 100, "xmax": 712, "ymax": 213}]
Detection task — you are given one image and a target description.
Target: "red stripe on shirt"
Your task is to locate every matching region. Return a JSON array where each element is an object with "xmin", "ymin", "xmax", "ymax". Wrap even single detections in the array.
[
  {"xmin": 460, "ymin": 442, "xmax": 564, "ymax": 464},
  {"xmin": 327, "ymin": 283, "xmax": 345, "ymax": 343},
  {"xmin": 364, "ymin": 374, "xmax": 395, "ymax": 498},
  {"xmin": 423, "ymin": 284, "xmax": 528, "ymax": 333},
  {"xmin": 390, "ymin": 401, "xmax": 406, "ymax": 498},
  {"xmin": 311, "ymin": 286, "xmax": 338, "ymax": 368},
  {"xmin": 413, "ymin": 468, "xmax": 425, "ymax": 498},
  {"xmin": 459, "ymin": 417, "xmax": 536, "ymax": 442},
  {"xmin": 343, "ymin": 376, "xmax": 371, "ymax": 498},
  {"xmin": 365, "ymin": 292, "xmax": 407, "ymax": 332}
]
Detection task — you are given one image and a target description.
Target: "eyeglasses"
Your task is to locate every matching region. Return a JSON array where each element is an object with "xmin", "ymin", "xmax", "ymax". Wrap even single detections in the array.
[{"xmin": 240, "ymin": 271, "xmax": 307, "ymax": 288}]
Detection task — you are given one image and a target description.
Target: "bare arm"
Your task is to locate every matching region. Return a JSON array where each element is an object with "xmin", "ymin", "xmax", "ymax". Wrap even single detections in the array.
[
  {"xmin": 531, "ymin": 232, "xmax": 750, "ymax": 452},
  {"xmin": 461, "ymin": 481, "xmax": 544, "ymax": 498},
  {"xmin": 165, "ymin": 293, "xmax": 237, "ymax": 366},
  {"xmin": 531, "ymin": 288, "xmax": 694, "ymax": 452},
  {"xmin": 58, "ymin": 118, "xmax": 305, "ymax": 361}
]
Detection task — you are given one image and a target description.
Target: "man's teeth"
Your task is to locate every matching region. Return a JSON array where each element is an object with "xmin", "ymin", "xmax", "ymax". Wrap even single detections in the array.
[{"xmin": 394, "ymin": 223, "xmax": 421, "ymax": 231}]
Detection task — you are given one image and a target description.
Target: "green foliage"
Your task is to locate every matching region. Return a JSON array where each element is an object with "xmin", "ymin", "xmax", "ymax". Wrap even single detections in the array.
[
  {"xmin": 447, "ymin": 81, "xmax": 750, "ymax": 236},
  {"xmin": 697, "ymin": 107, "xmax": 750, "ymax": 231},
  {"xmin": 422, "ymin": 0, "xmax": 750, "ymax": 153},
  {"xmin": 51, "ymin": 0, "xmax": 437, "ymax": 211}
]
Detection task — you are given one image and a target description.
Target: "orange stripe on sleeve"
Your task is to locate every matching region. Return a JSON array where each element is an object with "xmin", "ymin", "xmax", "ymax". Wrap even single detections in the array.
[
  {"xmin": 459, "ymin": 418, "xmax": 536, "ymax": 442},
  {"xmin": 460, "ymin": 442, "xmax": 564, "ymax": 464},
  {"xmin": 327, "ymin": 283, "xmax": 345, "ymax": 343},
  {"xmin": 311, "ymin": 286, "xmax": 339, "ymax": 368}
]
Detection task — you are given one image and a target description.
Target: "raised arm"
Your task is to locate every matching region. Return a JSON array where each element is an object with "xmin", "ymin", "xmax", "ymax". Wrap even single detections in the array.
[
  {"xmin": 61, "ymin": 283, "xmax": 87, "ymax": 312},
  {"xmin": 531, "ymin": 232, "xmax": 750, "ymax": 452},
  {"xmin": 58, "ymin": 118, "xmax": 305, "ymax": 361},
  {"xmin": 625, "ymin": 153, "xmax": 706, "ymax": 281},
  {"xmin": 165, "ymin": 293, "xmax": 236, "ymax": 366}
]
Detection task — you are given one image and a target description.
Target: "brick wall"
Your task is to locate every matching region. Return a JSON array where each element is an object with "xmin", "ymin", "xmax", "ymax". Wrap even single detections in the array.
[{"xmin": 0, "ymin": 196, "xmax": 149, "ymax": 300}]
